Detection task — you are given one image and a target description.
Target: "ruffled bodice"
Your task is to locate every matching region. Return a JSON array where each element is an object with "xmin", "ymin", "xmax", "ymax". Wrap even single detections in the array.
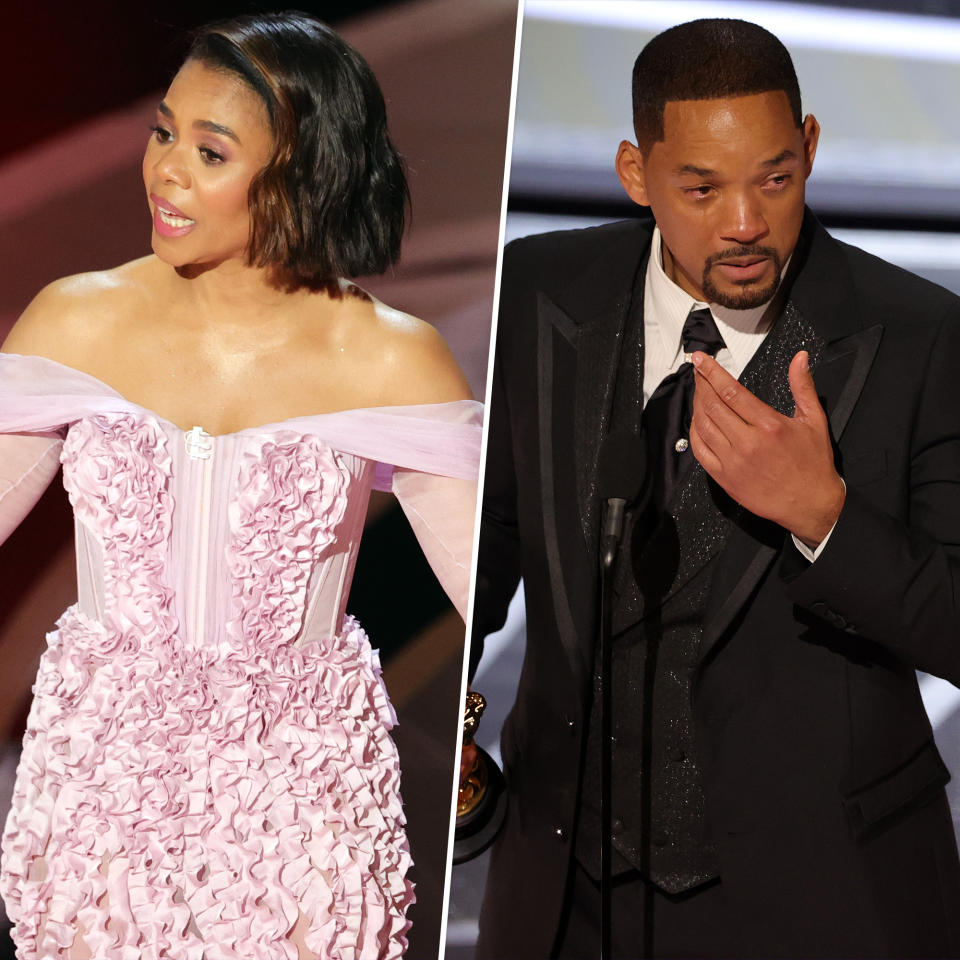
[
  {"xmin": 0, "ymin": 353, "xmax": 481, "ymax": 960},
  {"xmin": 68, "ymin": 412, "xmax": 374, "ymax": 659}
]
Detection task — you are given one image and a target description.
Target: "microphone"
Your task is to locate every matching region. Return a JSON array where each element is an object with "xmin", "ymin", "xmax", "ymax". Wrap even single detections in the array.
[{"xmin": 598, "ymin": 429, "xmax": 648, "ymax": 570}]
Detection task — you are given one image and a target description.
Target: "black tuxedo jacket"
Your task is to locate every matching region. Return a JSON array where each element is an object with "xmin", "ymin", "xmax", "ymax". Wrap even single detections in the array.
[{"xmin": 471, "ymin": 211, "xmax": 960, "ymax": 958}]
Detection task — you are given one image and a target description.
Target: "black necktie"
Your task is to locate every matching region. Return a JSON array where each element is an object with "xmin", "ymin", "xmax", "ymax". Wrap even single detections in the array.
[{"xmin": 642, "ymin": 307, "xmax": 726, "ymax": 510}]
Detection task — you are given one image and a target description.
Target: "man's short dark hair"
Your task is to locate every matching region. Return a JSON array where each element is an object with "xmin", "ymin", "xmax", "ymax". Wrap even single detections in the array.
[
  {"xmin": 188, "ymin": 12, "xmax": 408, "ymax": 293},
  {"xmin": 632, "ymin": 18, "xmax": 802, "ymax": 152}
]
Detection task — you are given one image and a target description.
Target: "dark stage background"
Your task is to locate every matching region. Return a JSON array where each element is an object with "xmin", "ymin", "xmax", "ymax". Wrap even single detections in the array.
[{"xmin": 0, "ymin": 1, "xmax": 517, "ymax": 957}]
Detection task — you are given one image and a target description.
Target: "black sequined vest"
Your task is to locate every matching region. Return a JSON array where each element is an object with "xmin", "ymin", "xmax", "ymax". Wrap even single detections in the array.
[{"xmin": 575, "ymin": 273, "xmax": 824, "ymax": 895}]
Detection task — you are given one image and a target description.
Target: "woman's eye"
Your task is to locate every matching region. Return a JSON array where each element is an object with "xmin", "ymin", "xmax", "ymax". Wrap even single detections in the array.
[
  {"xmin": 199, "ymin": 147, "xmax": 225, "ymax": 165},
  {"xmin": 150, "ymin": 124, "xmax": 172, "ymax": 143}
]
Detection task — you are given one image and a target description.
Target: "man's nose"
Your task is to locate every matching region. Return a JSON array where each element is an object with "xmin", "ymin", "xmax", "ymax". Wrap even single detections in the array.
[{"xmin": 719, "ymin": 193, "xmax": 769, "ymax": 246}]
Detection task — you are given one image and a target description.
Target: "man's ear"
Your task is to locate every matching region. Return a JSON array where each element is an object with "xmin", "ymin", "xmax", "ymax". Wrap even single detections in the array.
[
  {"xmin": 801, "ymin": 114, "xmax": 820, "ymax": 180},
  {"xmin": 616, "ymin": 140, "xmax": 651, "ymax": 207}
]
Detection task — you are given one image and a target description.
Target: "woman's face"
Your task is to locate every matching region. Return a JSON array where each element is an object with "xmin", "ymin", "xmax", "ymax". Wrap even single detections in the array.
[{"xmin": 142, "ymin": 59, "xmax": 274, "ymax": 272}]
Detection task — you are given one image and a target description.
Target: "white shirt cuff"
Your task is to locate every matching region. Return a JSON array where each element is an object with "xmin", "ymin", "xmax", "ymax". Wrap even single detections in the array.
[{"xmin": 790, "ymin": 478, "xmax": 846, "ymax": 563}]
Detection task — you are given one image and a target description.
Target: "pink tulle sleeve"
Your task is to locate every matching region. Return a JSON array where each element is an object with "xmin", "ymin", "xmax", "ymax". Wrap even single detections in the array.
[
  {"xmin": 392, "ymin": 469, "xmax": 477, "ymax": 620},
  {"xmin": 0, "ymin": 432, "xmax": 63, "ymax": 547},
  {"xmin": 345, "ymin": 398, "xmax": 481, "ymax": 620}
]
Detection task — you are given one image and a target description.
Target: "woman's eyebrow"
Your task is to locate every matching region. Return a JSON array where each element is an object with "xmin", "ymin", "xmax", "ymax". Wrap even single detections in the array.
[
  {"xmin": 193, "ymin": 119, "xmax": 242, "ymax": 144},
  {"xmin": 156, "ymin": 101, "xmax": 242, "ymax": 145}
]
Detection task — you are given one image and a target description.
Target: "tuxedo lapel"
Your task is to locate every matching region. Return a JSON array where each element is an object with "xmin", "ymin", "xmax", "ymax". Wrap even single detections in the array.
[
  {"xmin": 535, "ymin": 221, "xmax": 653, "ymax": 686},
  {"xmin": 571, "ymin": 248, "xmax": 650, "ymax": 550},
  {"xmin": 699, "ymin": 213, "xmax": 884, "ymax": 661},
  {"xmin": 537, "ymin": 293, "xmax": 590, "ymax": 682}
]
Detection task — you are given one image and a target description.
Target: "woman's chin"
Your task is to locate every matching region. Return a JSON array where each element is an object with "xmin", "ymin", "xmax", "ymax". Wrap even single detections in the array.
[
  {"xmin": 150, "ymin": 234, "xmax": 194, "ymax": 268},
  {"xmin": 150, "ymin": 241, "xmax": 237, "ymax": 278}
]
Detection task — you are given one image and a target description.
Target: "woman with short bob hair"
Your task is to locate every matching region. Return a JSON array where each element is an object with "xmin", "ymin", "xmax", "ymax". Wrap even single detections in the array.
[
  {"xmin": 190, "ymin": 13, "xmax": 410, "ymax": 289},
  {"xmin": 0, "ymin": 11, "xmax": 480, "ymax": 959}
]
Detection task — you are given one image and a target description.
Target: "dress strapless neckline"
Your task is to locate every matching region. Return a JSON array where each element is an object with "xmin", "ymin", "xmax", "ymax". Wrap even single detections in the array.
[{"xmin": 2, "ymin": 351, "xmax": 475, "ymax": 439}]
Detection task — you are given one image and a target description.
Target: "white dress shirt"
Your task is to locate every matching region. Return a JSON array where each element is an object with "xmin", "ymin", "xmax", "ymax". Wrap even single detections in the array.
[{"xmin": 642, "ymin": 226, "xmax": 834, "ymax": 560}]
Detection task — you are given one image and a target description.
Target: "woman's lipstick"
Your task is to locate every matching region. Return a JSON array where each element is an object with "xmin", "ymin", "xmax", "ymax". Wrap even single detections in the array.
[{"xmin": 151, "ymin": 194, "xmax": 196, "ymax": 238}]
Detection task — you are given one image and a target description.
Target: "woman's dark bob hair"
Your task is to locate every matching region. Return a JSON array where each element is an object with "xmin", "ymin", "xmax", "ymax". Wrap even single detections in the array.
[{"xmin": 187, "ymin": 11, "xmax": 409, "ymax": 291}]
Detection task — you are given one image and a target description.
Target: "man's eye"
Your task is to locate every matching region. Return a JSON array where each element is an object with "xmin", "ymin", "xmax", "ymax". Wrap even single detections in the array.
[
  {"xmin": 686, "ymin": 185, "xmax": 712, "ymax": 198},
  {"xmin": 767, "ymin": 174, "xmax": 791, "ymax": 189}
]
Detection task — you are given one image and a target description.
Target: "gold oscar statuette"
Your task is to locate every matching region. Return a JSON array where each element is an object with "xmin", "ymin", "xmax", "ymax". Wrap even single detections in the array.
[
  {"xmin": 453, "ymin": 689, "xmax": 507, "ymax": 864},
  {"xmin": 458, "ymin": 691, "xmax": 489, "ymax": 817}
]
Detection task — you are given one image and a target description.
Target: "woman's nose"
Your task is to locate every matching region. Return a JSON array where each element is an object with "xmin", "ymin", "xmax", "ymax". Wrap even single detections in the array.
[{"xmin": 154, "ymin": 146, "xmax": 190, "ymax": 188}]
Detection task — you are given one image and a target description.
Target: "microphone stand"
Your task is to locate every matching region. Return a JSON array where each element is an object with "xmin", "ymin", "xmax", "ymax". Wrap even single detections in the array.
[
  {"xmin": 596, "ymin": 427, "xmax": 647, "ymax": 960},
  {"xmin": 599, "ymin": 498, "xmax": 627, "ymax": 960}
]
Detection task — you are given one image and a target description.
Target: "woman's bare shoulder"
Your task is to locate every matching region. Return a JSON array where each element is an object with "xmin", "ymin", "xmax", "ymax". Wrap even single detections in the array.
[
  {"xmin": 1, "ymin": 256, "xmax": 160, "ymax": 361},
  {"xmin": 353, "ymin": 292, "xmax": 474, "ymax": 405}
]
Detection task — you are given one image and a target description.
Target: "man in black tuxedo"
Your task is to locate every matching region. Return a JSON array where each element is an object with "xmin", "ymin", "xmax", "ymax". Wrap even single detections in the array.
[{"xmin": 468, "ymin": 17, "xmax": 960, "ymax": 959}]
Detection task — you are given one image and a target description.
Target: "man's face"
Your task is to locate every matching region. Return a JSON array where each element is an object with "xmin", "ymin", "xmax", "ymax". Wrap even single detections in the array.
[{"xmin": 619, "ymin": 90, "xmax": 818, "ymax": 309}]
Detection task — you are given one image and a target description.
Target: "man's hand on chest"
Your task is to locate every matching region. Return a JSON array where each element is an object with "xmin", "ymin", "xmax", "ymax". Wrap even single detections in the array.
[{"xmin": 688, "ymin": 348, "xmax": 846, "ymax": 549}]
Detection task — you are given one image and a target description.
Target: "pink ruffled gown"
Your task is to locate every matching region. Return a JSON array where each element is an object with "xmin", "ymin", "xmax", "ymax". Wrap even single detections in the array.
[{"xmin": 0, "ymin": 353, "xmax": 481, "ymax": 959}]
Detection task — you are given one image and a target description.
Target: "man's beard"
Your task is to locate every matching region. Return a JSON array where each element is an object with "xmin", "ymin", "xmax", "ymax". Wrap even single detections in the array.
[{"xmin": 701, "ymin": 245, "xmax": 783, "ymax": 310}]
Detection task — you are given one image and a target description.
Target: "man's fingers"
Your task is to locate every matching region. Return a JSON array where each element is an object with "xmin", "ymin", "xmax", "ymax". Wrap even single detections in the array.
[
  {"xmin": 692, "ymin": 374, "xmax": 736, "ymax": 454},
  {"xmin": 460, "ymin": 741, "xmax": 478, "ymax": 782},
  {"xmin": 693, "ymin": 373, "xmax": 760, "ymax": 446},
  {"xmin": 691, "ymin": 351, "xmax": 769, "ymax": 424},
  {"xmin": 787, "ymin": 351, "xmax": 823, "ymax": 421},
  {"xmin": 689, "ymin": 419, "xmax": 722, "ymax": 476}
]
